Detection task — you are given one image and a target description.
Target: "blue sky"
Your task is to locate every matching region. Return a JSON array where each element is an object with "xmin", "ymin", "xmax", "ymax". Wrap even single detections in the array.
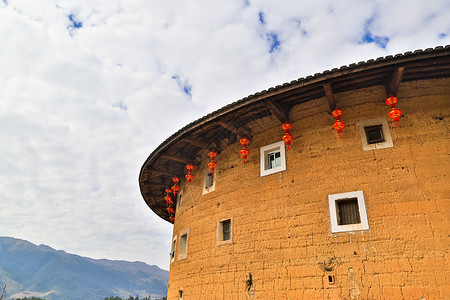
[{"xmin": 0, "ymin": 0, "xmax": 449, "ymax": 270}]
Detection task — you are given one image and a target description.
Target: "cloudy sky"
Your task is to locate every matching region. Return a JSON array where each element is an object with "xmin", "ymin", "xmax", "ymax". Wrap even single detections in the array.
[{"xmin": 0, "ymin": 0, "xmax": 449, "ymax": 270}]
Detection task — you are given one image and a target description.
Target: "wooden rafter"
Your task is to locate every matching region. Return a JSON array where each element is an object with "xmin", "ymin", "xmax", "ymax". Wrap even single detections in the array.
[
  {"xmin": 142, "ymin": 181, "xmax": 166, "ymax": 188},
  {"xmin": 148, "ymin": 168, "xmax": 174, "ymax": 177},
  {"xmin": 217, "ymin": 120, "xmax": 239, "ymax": 135},
  {"xmin": 182, "ymin": 137, "xmax": 210, "ymax": 150},
  {"xmin": 264, "ymin": 99, "xmax": 288, "ymax": 123},
  {"xmin": 160, "ymin": 154, "xmax": 191, "ymax": 164},
  {"xmin": 322, "ymin": 82, "xmax": 336, "ymax": 111},
  {"xmin": 385, "ymin": 66, "xmax": 405, "ymax": 96}
]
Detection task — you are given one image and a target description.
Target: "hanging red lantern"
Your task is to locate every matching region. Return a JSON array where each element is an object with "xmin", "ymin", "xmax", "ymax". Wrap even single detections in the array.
[
  {"xmin": 385, "ymin": 96, "xmax": 398, "ymax": 108},
  {"xmin": 208, "ymin": 151, "xmax": 218, "ymax": 174},
  {"xmin": 239, "ymin": 137, "xmax": 250, "ymax": 163},
  {"xmin": 388, "ymin": 107, "xmax": 402, "ymax": 127},
  {"xmin": 171, "ymin": 177, "xmax": 180, "ymax": 195},
  {"xmin": 385, "ymin": 96, "xmax": 402, "ymax": 127},
  {"xmin": 281, "ymin": 122, "xmax": 293, "ymax": 149},
  {"xmin": 185, "ymin": 164, "xmax": 195, "ymax": 185},
  {"xmin": 169, "ymin": 214, "xmax": 175, "ymax": 223},
  {"xmin": 165, "ymin": 188, "xmax": 172, "ymax": 195},
  {"xmin": 167, "ymin": 206, "xmax": 175, "ymax": 214},
  {"xmin": 164, "ymin": 195, "xmax": 173, "ymax": 205},
  {"xmin": 331, "ymin": 108, "xmax": 345, "ymax": 138}
]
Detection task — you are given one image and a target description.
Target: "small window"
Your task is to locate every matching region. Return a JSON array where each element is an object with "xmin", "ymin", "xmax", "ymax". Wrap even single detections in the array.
[
  {"xmin": 202, "ymin": 171, "xmax": 216, "ymax": 195},
  {"xmin": 170, "ymin": 236, "xmax": 177, "ymax": 263},
  {"xmin": 328, "ymin": 191, "xmax": 369, "ymax": 233},
  {"xmin": 260, "ymin": 141, "xmax": 286, "ymax": 177},
  {"xmin": 358, "ymin": 118, "xmax": 393, "ymax": 151},
  {"xmin": 336, "ymin": 198, "xmax": 361, "ymax": 225},
  {"xmin": 179, "ymin": 289, "xmax": 184, "ymax": 299},
  {"xmin": 217, "ymin": 218, "xmax": 232, "ymax": 245},
  {"xmin": 364, "ymin": 125, "xmax": 384, "ymax": 144},
  {"xmin": 177, "ymin": 228, "xmax": 189, "ymax": 260}
]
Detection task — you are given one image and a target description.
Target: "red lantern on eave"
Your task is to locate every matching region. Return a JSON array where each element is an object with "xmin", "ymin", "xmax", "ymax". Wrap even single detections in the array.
[
  {"xmin": 388, "ymin": 107, "xmax": 402, "ymax": 127},
  {"xmin": 165, "ymin": 188, "xmax": 172, "ymax": 195},
  {"xmin": 281, "ymin": 122, "xmax": 293, "ymax": 149},
  {"xmin": 239, "ymin": 137, "xmax": 250, "ymax": 164},
  {"xmin": 333, "ymin": 120, "xmax": 345, "ymax": 138},
  {"xmin": 169, "ymin": 215, "xmax": 175, "ymax": 223},
  {"xmin": 208, "ymin": 151, "xmax": 218, "ymax": 174},
  {"xmin": 167, "ymin": 206, "xmax": 175, "ymax": 214},
  {"xmin": 185, "ymin": 164, "xmax": 195, "ymax": 185},
  {"xmin": 282, "ymin": 133, "xmax": 293, "ymax": 149},
  {"xmin": 164, "ymin": 195, "xmax": 173, "ymax": 205},
  {"xmin": 171, "ymin": 177, "xmax": 180, "ymax": 195},
  {"xmin": 331, "ymin": 108, "xmax": 345, "ymax": 138},
  {"xmin": 385, "ymin": 96, "xmax": 402, "ymax": 126},
  {"xmin": 240, "ymin": 148, "xmax": 249, "ymax": 163},
  {"xmin": 385, "ymin": 96, "xmax": 398, "ymax": 108}
]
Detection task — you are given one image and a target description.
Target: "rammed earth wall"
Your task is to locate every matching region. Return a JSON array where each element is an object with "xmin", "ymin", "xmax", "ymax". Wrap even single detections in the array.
[{"xmin": 167, "ymin": 78, "xmax": 450, "ymax": 299}]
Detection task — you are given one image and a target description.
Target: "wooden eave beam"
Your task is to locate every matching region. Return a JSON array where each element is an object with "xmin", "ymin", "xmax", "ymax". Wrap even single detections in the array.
[
  {"xmin": 160, "ymin": 154, "xmax": 191, "ymax": 164},
  {"xmin": 217, "ymin": 120, "xmax": 239, "ymax": 135},
  {"xmin": 322, "ymin": 82, "xmax": 336, "ymax": 111},
  {"xmin": 148, "ymin": 168, "xmax": 174, "ymax": 177},
  {"xmin": 142, "ymin": 181, "xmax": 167, "ymax": 188},
  {"xmin": 182, "ymin": 137, "xmax": 210, "ymax": 150},
  {"xmin": 385, "ymin": 66, "xmax": 405, "ymax": 97},
  {"xmin": 264, "ymin": 99, "xmax": 289, "ymax": 123}
]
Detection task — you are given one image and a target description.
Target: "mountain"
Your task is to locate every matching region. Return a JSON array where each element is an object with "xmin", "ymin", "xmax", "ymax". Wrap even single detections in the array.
[{"xmin": 0, "ymin": 237, "xmax": 168, "ymax": 299}]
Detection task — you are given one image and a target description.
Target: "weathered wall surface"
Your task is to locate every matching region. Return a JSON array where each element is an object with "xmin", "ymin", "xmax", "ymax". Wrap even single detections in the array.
[{"xmin": 167, "ymin": 78, "xmax": 450, "ymax": 299}]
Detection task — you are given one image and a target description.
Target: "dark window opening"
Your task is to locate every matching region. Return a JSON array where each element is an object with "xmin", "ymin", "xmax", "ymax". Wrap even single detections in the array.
[
  {"xmin": 364, "ymin": 125, "xmax": 384, "ymax": 144},
  {"xmin": 205, "ymin": 172, "xmax": 214, "ymax": 189},
  {"xmin": 336, "ymin": 198, "xmax": 361, "ymax": 225},
  {"xmin": 171, "ymin": 239, "xmax": 176, "ymax": 260},
  {"xmin": 179, "ymin": 289, "xmax": 183, "ymax": 299},
  {"xmin": 219, "ymin": 219, "xmax": 231, "ymax": 242},
  {"xmin": 328, "ymin": 275, "xmax": 335, "ymax": 284}
]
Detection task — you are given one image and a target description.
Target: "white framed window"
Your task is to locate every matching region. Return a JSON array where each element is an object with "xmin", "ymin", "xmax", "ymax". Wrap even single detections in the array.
[
  {"xmin": 260, "ymin": 141, "xmax": 286, "ymax": 177},
  {"xmin": 328, "ymin": 191, "xmax": 369, "ymax": 233},
  {"xmin": 358, "ymin": 118, "xmax": 393, "ymax": 151},
  {"xmin": 177, "ymin": 228, "xmax": 189, "ymax": 260},
  {"xmin": 170, "ymin": 235, "xmax": 177, "ymax": 263},
  {"xmin": 217, "ymin": 218, "xmax": 232, "ymax": 246},
  {"xmin": 202, "ymin": 171, "xmax": 216, "ymax": 195}
]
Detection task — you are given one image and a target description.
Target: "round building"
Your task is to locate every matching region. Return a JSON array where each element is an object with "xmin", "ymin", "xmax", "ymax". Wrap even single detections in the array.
[{"xmin": 139, "ymin": 46, "xmax": 450, "ymax": 299}]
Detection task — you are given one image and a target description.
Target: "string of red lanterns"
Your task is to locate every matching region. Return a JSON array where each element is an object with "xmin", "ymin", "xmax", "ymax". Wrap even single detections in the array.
[
  {"xmin": 171, "ymin": 177, "xmax": 180, "ymax": 196},
  {"xmin": 185, "ymin": 164, "xmax": 195, "ymax": 185},
  {"xmin": 239, "ymin": 137, "xmax": 250, "ymax": 163},
  {"xmin": 385, "ymin": 96, "xmax": 402, "ymax": 127},
  {"xmin": 332, "ymin": 108, "xmax": 345, "ymax": 138},
  {"xmin": 164, "ymin": 188, "xmax": 175, "ymax": 224},
  {"xmin": 208, "ymin": 151, "xmax": 218, "ymax": 175},
  {"xmin": 281, "ymin": 122, "xmax": 293, "ymax": 149}
]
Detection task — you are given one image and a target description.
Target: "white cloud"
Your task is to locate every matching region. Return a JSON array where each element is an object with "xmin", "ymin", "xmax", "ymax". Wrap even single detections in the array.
[{"xmin": 0, "ymin": 0, "xmax": 449, "ymax": 270}]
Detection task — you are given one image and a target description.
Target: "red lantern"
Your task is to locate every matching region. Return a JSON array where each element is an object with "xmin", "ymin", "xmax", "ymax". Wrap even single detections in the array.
[
  {"xmin": 185, "ymin": 164, "xmax": 195, "ymax": 185},
  {"xmin": 169, "ymin": 215, "xmax": 175, "ymax": 223},
  {"xmin": 167, "ymin": 206, "xmax": 175, "ymax": 214},
  {"xmin": 165, "ymin": 188, "xmax": 172, "ymax": 195},
  {"xmin": 388, "ymin": 107, "xmax": 402, "ymax": 127},
  {"xmin": 281, "ymin": 122, "xmax": 293, "ymax": 149},
  {"xmin": 239, "ymin": 137, "xmax": 250, "ymax": 163},
  {"xmin": 164, "ymin": 195, "xmax": 173, "ymax": 205},
  {"xmin": 208, "ymin": 151, "xmax": 218, "ymax": 174},
  {"xmin": 385, "ymin": 96, "xmax": 398, "ymax": 108},
  {"xmin": 282, "ymin": 133, "xmax": 293, "ymax": 149},
  {"xmin": 385, "ymin": 96, "xmax": 402, "ymax": 126},
  {"xmin": 331, "ymin": 108, "xmax": 345, "ymax": 138},
  {"xmin": 171, "ymin": 177, "xmax": 180, "ymax": 195}
]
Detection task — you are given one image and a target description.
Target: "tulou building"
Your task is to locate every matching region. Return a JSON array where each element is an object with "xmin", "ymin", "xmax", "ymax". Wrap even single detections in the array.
[{"xmin": 139, "ymin": 46, "xmax": 450, "ymax": 299}]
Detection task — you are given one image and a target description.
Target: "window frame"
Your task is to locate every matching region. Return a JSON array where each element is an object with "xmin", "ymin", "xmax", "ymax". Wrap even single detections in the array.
[
  {"xmin": 217, "ymin": 217, "xmax": 233, "ymax": 246},
  {"xmin": 202, "ymin": 170, "xmax": 216, "ymax": 195},
  {"xmin": 170, "ymin": 235, "xmax": 177, "ymax": 264},
  {"xmin": 358, "ymin": 118, "xmax": 393, "ymax": 151},
  {"xmin": 177, "ymin": 227, "xmax": 190, "ymax": 260},
  {"xmin": 328, "ymin": 191, "xmax": 369, "ymax": 233},
  {"xmin": 260, "ymin": 141, "xmax": 286, "ymax": 177}
]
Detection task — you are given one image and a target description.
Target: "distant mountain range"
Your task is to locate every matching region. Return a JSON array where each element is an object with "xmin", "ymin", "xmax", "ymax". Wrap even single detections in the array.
[{"xmin": 0, "ymin": 237, "xmax": 168, "ymax": 299}]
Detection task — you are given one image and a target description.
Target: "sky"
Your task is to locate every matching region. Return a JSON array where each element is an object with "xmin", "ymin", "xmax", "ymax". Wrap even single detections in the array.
[{"xmin": 0, "ymin": 0, "xmax": 449, "ymax": 271}]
